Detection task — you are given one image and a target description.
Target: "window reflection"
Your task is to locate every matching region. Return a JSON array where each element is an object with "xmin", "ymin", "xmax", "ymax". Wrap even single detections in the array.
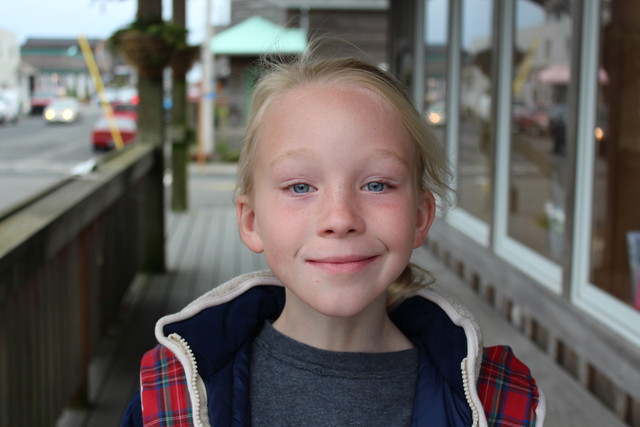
[
  {"xmin": 458, "ymin": 0, "xmax": 494, "ymax": 222},
  {"xmin": 508, "ymin": 0, "xmax": 573, "ymax": 264},
  {"xmin": 423, "ymin": 0, "xmax": 448, "ymax": 145},
  {"xmin": 590, "ymin": 1, "xmax": 640, "ymax": 311}
]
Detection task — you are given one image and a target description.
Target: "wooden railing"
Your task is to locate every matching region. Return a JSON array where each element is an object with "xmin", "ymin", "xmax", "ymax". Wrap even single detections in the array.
[{"xmin": 0, "ymin": 143, "xmax": 164, "ymax": 426}]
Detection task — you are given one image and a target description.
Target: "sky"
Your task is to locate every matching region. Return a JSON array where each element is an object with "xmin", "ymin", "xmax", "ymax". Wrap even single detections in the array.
[
  {"xmin": 1, "ymin": 0, "xmax": 544, "ymax": 50},
  {"xmin": 0, "ymin": 0, "xmax": 219, "ymax": 45}
]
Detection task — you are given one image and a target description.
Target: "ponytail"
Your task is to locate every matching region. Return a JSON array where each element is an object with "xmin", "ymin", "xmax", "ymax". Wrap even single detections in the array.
[{"xmin": 386, "ymin": 263, "xmax": 435, "ymax": 309}]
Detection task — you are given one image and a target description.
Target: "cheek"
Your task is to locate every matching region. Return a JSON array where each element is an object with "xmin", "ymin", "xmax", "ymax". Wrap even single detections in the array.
[
  {"xmin": 374, "ymin": 199, "xmax": 420, "ymax": 242},
  {"xmin": 373, "ymin": 195, "xmax": 418, "ymax": 221},
  {"xmin": 254, "ymin": 199, "xmax": 309, "ymax": 246}
]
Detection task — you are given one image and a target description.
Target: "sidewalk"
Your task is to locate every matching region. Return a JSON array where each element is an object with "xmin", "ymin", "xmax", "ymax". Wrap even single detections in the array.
[{"xmin": 58, "ymin": 162, "xmax": 625, "ymax": 427}]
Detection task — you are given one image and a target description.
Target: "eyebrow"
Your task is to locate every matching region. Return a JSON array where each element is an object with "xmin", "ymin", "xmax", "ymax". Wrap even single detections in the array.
[
  {"xmin": 269, "ymin": 148, "xmax": 315, "ymax": 168},
  {"xmin": 371, "ymin": 148, "xmax": 411, "ymax": 168}
]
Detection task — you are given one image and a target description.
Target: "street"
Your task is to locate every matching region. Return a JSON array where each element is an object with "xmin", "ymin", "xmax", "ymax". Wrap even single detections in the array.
[{"xmin": 0, "ymin": 104, "xmax": 105, "ymax": 213}]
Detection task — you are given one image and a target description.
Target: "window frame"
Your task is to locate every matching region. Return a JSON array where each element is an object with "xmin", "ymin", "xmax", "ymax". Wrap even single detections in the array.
[
  {"xmin": 569, "ymin": 0, "xmax": 640, "ymax": 347},
  {"xmin": 443, "ymin": 0, "xmax": 491, "ymax": 247}
]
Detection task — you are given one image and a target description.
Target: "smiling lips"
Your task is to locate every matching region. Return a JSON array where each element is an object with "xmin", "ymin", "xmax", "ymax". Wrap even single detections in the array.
[{"xmin": 306, "ymin": 255, "xmax": 379, "ymax": 274}]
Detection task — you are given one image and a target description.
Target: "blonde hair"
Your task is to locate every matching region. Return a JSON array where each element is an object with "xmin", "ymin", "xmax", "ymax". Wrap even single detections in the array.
[{"xmin": 235, "ymin": 54, "xmax": 452, "ymax": 308}]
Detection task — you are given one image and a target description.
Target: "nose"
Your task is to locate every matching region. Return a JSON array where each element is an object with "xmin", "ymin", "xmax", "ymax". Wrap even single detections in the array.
[{"xmin": 317, "ymin": 187, "xmax": 364, "ymax": 237}]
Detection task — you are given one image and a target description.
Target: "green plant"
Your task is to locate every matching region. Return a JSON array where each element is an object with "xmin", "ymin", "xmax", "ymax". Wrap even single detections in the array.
[
  {"xmin": 108, "ymin": 18, "xmax": 188, "ymax": 54},
  {"xmin": 108, "ymin": 19, "xmax": 193, "ymax": 79}
]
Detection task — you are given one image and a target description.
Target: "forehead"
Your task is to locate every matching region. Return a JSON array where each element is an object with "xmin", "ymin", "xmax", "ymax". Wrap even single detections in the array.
[
  {"xmin": 257, "ymin": 83, "xmax": 412, "ymax": 152},
  {"xmin": 268, "ymin": 83, "xmax": 390, "ymax": 118}
]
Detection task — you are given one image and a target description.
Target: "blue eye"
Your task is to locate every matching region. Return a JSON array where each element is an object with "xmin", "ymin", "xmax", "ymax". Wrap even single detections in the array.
[
  {"xmin": 365, "ymin": 182, "xmax": 386, "ymax": 192},
  {"xmin": 291, "ymin": 183, "xmax": 311, "ymax": 194}
]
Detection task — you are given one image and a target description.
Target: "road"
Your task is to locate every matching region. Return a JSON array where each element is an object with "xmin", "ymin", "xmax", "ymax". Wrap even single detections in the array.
[{"xmin": 0, "ymin": 104, "xmax": 105, "ymax": 213}]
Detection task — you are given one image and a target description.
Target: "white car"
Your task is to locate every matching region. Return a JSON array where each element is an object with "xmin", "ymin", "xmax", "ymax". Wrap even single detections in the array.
[
  {"xmin": 44, "ymin": 98, "xmax": 82, "ymax": 124},
  {"xmin": 0, "ymin": 89, "xmax": 20, "ymax": 125}
]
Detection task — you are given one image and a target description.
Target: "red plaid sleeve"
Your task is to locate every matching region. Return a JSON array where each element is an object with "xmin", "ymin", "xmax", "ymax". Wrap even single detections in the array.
[
  {"xmin": 140, "ymin": 344, "xmax": 194, "ymax": 427},
  {"xmin": 477, "ymin": 345, "xmax": 541, "ymax": 426}
]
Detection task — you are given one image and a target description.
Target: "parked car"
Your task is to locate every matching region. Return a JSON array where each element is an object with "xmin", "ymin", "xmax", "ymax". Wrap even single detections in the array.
[
  {"xmin": 112, "ymin": 102, "xmax": 138, "ymax": 121},
  {"xmin": 114, "ymin": 86, "xmax": 138, "ymax": 105},
  {"xmin": 0, "ymin": 88, "xmax": 21, "ymax": 125},
  {"xmin": 30, "ymin": 90, "xmax": 58, "ymax": 115},
  {"xmin": 93, "ymin": 86, "xmax": 138, "ymax": 106},
  {"xmin": 44, "ymin": 98, "xmax": 82, "ymax": 124},
  {"xmin": 512, "ymin": 103, "xmax": 550, "ymax": 135},
  {"xmin": 91, "ymin": 115, "xmax": 137, "ymax": 150},
  {"xmin": 0, "ymin": 99, "xmax": 15, "ymax": 125}
]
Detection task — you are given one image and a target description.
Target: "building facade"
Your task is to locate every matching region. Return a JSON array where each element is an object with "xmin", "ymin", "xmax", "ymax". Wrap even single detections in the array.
[
  {"xmin": 0, "ymin": 28, "xmax": 32, "ymax": 116},
  {"xmin": 0, "ymin": 29, "xmax": 20, "ymax": 88},
  {"xmin": 21, "ymin": 38, "xmax": 111, "ymax": 102},
  {"xmin": 229, "ymin": 0, "xmax": 389, "ymax": 64},
  {"xmin": 388, "ymin": 1, "xmax": 640, "ymax": 425},
  {"xmin": 211, "ymin": 0, "xmax": 388, "ymax": 126}
]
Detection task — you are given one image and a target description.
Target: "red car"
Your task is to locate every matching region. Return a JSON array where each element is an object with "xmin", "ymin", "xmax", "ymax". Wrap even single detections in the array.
[
  {"xmin": 112, "ymin": 102, "xmax": 138, "ymax": 121},
  {"xmin": 512, "ymin": 104, "xmax": 550, "ymax": 136},
  {"xmin": 91, "ymin": 116, "xmax": 137, "ymax": 150}
]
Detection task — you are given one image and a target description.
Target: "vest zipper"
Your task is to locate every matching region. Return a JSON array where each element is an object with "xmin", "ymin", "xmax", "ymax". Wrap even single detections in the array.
[
  {"xmin": 168, "ymin": 332, "xmax": 207, "ymax": 427},
  {"xmin": 461, "ymin": 357, "xmax": 480, "ymax": 427}
]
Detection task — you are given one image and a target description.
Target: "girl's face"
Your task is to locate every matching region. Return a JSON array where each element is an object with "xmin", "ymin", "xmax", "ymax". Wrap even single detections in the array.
[{"xmin": 236, "ymin": 84, "xmax": 435, "ymax": 320}]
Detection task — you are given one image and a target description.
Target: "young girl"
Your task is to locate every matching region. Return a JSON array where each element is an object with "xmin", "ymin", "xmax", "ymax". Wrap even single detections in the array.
[{"xmin": 121, "ymin": 55, "xmax": 545, "ymax": 426}]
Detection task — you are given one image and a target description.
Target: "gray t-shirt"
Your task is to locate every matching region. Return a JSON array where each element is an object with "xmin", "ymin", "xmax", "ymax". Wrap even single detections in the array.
[{"xmin": 250, "ymin": 321, "xmax": 418, "ymax": 426}]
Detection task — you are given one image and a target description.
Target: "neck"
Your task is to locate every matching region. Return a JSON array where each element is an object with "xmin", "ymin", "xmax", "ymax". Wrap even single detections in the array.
[{"xmin": 272, "ymin": 290, "xmax": 413, "ymax": 353}]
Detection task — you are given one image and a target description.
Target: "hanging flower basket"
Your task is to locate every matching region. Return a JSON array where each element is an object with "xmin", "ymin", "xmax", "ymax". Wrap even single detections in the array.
[
  {"xmin": 170, "ymin": 45, "xmax": 200, "ymax": 75},
  {"xmin": 109, "ymin": 20, "xmax": 188, "ymax": 79},
  {"xmin": 119, "ymin": 30, "xmax": 173, "ymax": 79}
]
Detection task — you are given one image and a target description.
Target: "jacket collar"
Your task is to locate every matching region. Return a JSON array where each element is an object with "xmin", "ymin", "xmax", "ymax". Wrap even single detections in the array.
[{"xmin": 155, "ymin": 269, "xmax": 483, "ymax": 383}]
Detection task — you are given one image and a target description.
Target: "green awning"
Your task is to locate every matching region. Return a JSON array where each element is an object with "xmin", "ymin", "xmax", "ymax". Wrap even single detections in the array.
[{"xmin": 211, "ymin": 16, "xmax": 307, "ymax": 56}]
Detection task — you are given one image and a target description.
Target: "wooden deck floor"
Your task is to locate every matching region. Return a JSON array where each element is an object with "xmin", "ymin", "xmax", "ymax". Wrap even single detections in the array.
[{"xmin": 58, "ymin": 164, "xmax": 625, "ymax": 427}]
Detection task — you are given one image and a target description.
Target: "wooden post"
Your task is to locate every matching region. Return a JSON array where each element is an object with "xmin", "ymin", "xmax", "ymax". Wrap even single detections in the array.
[
  {"xmin": 137, "ymin": 0, "xmax": 166, "ymax": 273},
  {"xmin": 171, "ymin": 0, "xmax": 189, "ymax": 212}
]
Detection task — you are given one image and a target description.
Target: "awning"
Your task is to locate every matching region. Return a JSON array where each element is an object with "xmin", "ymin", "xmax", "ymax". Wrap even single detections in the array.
[
  {"xmin": 537, "ymin": 63, "xmax": 609, "ymax": 85},
  {"xmin": 211, "ymin": 16, "xmax": 307, "ymax": 56}
]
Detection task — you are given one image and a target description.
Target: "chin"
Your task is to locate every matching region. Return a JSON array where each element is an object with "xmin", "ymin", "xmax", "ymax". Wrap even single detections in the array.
[{"xmin": 303, "ymin": 291, "xmax": 387, "ymax": 320}]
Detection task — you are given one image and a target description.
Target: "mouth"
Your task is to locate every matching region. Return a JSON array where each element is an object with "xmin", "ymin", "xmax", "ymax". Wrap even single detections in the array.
[{"xmin": 306, "ymin": 255, "xmax": 379, "ymax": 274}]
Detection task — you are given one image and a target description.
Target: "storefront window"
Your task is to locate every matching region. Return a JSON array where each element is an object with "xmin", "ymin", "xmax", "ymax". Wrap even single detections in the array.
[
  {"xmin": 458, "ymin": 0, "xmax": 494, "ymax": 222},
  {"xmin": 590, "ymin": 1, "xmax": 640, "ymax": 311},
  {"xmin": 423, "ymin": 0, "xmax": 448, "ymax": 145},
  {"xmin": 507, "ymin": 0, "xmax": 573, "ymax": 264}
]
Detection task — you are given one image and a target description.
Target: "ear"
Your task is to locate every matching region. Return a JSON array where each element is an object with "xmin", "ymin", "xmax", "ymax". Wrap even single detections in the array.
[
  {"xmin": 236, "ymin": 194, "xmax": 265, "ymax": 253},
  {"xmin": 413, "ymin": 190, "xmax": 436, "ymax": 249}
]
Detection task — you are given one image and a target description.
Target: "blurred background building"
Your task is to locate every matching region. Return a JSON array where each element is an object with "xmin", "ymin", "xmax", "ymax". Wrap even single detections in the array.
[
  {"xmin": 0, "ymin": 28, "xmax": 32, "ymax": 118},
  {"xmin": 20, "ymin": 38, "xmax": 110, "ymax": 104},
  {"xmin": 210, "ymin": 0, "xmax": 387, "ymax": 127}
]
